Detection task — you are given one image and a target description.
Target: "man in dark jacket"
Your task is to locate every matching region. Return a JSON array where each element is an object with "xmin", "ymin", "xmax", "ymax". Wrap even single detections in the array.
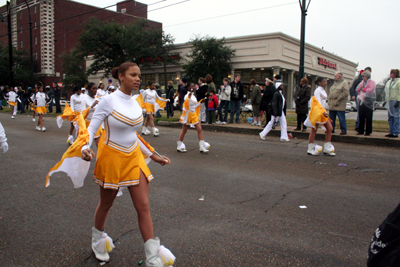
[
  {"xmin": 260, "ymin": 77, "xmax": 276, "ymax": 126},
  {"xmin": 294, "ymin": 77, "xmax": 311, "ymax": 131},
  {"xmin": 166, "ymin": 82, "xmax": 174, "ymax": 117},
  {"xmin": 350, "ymin": 67, "xmax": 371, "ymax": 131},
  {"xmin": 53, "ymin": 81, "xmax": 61, "ymax": 113},
  {"xmin": 229, "ymin": 73, "xmax": 244, "ymax": 123},
  {"xmin": 177, "ymin": 77, "xmax": 187, "ymax": 113},
  {"xmin": 46, "ymin": 85, "xmax": 54, "ymax": 113}
]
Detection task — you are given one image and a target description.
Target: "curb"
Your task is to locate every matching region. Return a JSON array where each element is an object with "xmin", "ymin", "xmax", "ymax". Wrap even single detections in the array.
[{"xmin": 157, "ymin": 121, "xmax": 399, "ymax": 148}]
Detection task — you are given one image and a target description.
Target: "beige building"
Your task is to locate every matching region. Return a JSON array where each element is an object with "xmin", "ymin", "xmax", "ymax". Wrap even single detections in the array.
[{"xmin": 88, "ymin": 32, "xmax": 358, "ymax": 108}]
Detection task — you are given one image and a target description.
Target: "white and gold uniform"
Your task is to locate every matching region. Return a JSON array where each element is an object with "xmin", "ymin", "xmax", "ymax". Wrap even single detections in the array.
[
  {"xmin": 35, "ymin": 92, "xmax": 50, "ymax": 114},
  {"xmin": 179, "ymin": 92, "xmax": 202, "ymax": 126},
  {"xmin": 83, "ymin": 89, "xmax": 154, "ymax": 190},
  {"xmin": 95, "ymin": 89, "xmax": 107, "ymax": 99},
  {"xmin": 69, "ymin": 93, "xmax": 86, "ymax": 121},
  {"xmin": 143, "ymin": 89, "xmax": 168, "ymax": 114},
  {"xmin": 84, "ymin": 94, "xmax": 103, "ymax": 139},
  {"xmin": 5, "ymin": 91, "xmax": 19, "ymax": 106}
]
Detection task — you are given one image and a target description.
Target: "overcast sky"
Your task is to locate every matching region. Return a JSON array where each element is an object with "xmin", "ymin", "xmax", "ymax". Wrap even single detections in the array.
[{"xmin": 2, "ymin": 0, "xmax": 399, "ymax": 83}]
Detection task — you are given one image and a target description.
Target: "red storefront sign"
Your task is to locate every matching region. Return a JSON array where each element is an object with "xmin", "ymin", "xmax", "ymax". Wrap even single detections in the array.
[{"xmin": 318, "ymin": 57, "xmax": 337, "ymax": 69}]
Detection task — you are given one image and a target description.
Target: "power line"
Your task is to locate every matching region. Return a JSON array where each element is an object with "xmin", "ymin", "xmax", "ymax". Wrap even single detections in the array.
[
  {"xmin": 1, "ymin": 0, "xmax": 183, "ymax": 39},
  {"xmin": 165, "ymin": 2, "xmax": 297, "ymax": 28}
]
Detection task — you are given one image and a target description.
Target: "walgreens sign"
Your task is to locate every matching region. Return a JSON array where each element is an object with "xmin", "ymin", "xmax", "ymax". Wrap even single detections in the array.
[{"xmin": 318, "ymin": 57, "xmax": 337, "ymax": 69}]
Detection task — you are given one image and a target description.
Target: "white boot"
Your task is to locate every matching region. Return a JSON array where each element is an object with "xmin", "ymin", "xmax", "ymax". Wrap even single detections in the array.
[
  {"xmin": 36, "ymin": 126, "xmax": 41, "ymax": 131},
  {"xmin": 203, "ymin": 141, "xmax": 210, "ymax": 149},
  {"xmin": 177, "ymin": 141, "xmax": 186, "ymax": 152},
  {"xmin": 142, "ymin": 126, "xmax": 151, "ymax": 136},
  {"xmin": 145, "ymin": 238, "xmax": 163, "ymax": 267},
  {"xmin": 41, "ymin": 127, "xmax": 46, "ymax": 132},
  {"xmin": 307, "ymin": 143, "xmax": 322, "ymax": 156},
  {"xmin": 199, "ymin": 140, "xmax": 209, "ymax": 153},
  {"xmin": 67, "ymin": 135, "xmax": 74, "ymax": 145},
  {"xmin": 91, "ymin": 227, "xmax": 114, "ymax": 262},
  {"xmin": 323, "ymin": 142, "xmax": 336, "ymax": 156},
  {"xmin": 32, "ymin": 118, "xmax": 36, "ymax": 122},
  {"xmin": 152, "ymin": 127, "xmax": 160, "ymax": 137}
]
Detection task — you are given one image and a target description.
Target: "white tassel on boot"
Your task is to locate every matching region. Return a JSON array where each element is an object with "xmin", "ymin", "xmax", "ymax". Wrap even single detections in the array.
[
  {"xmin": 177, "ymin": 141, "xmax": 186, "ymax": 152},
  {"xmin": 145, "ymin": 238, "xmax": 163, "ymax": 267},
  {"xmin": 92, "ymin": 227, "xmax": 115, "ymax": 262},
  {"xmin": 159, "ymin": 245, "xmax": 176, "ymax": 266},
  {"xmin": 203, "ymin": 141, "xmax": 210, "ymax": 149},
  {"xmin": 152, "ymin": 127, "xmax": 160, "ymax": 137},
  {"xmin": 323, "ymin": 142, "xmax": 336, "ymax": 156},
  {"xmin": 142, "ymin": 126, "xmax": 150, "ymax": 136},
  {"xmin": 199, "ymin": 140, "xmax": 209, "ymax": 153}
]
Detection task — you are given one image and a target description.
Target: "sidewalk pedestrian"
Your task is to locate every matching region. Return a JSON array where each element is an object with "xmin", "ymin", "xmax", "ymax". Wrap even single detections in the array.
[
  {"xmin": 166, "ymin": 81, "xmax": 175, "ymax": 118},
  {"xmin": 356, "ymin": 71, "xmax": 376, "ymax": 136},
  {"xmin": 177, "ymin": 78, "xmax": 187, "ymax": 114},
  {"xmin": 53, "ymin": 82, "xmax": 62, "ymax": 113},
  {"xmin": 178, "ymin": 83, "xmax": 210, "ymax": 153},
  {"xmin": 207, "ymin": 90, "xmax": 218, "ymax": 124},
  {"xmin": 305, "ymin": 77, "xmax": 335, "ymax": 156},
  {"xmin": 216, "ymin": 78, "xmax": 231, "ymax": 124},
  {"xmin": 79, "ymin": 62, "xmax": 174, "ymax": 265},
  {"xmin": 294, "ymin": 77, "xmax": 311, "ymax": 132},
  {"xmin": 350, "ymin": 67, "xmax": 372, "ymax": 131},
  {"xmin": 155, "ymin": 83, "xmax": 162, "ymax": 118},
  {"xmin": 384, "ymin": 69, "xmax": 400, "ymax": 138},
  {"xmin": 260, "ymin": 78, "xmax": 275, "ymax": 126},
  {"xmin": 34, "ymin": 85, "xmax": 51, "ymax": 132},
  {"xmin": 250, "ymin": 79, "xmax": 262, "ymax": 126},
  {"xmin": 229, "ymin": 74, "xmax": 244, "ymax": 124},
  {"xmin": 17, "ymin": 87, "xmax": 25, "ymax": 114},
  {"xmin": 259, "ymin": 82, "xmax": 289, "ymax": 142},
  {"xmin": 46, "ymin": 85, "xmax": 54, "ymax": 113},
  {"xmin": 328, "ymin": 72, "xmax": 349, "ymax": 135},
  {"xmin": 205, "ymin": 74, "xmax": 216, "ymax": 122}
]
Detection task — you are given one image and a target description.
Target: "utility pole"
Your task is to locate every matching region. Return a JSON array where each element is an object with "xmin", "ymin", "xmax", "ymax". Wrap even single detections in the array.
[
  {"xmin": 298, "ymin": 0, "xmax": 311, "ymax": 82},
  {"xmin": 24, "ymin": 0, "xmax": 34, "ymax": 88},
  {"xmin": 7, "ymin": 1, "xmax": 14, "ymax": 87}
]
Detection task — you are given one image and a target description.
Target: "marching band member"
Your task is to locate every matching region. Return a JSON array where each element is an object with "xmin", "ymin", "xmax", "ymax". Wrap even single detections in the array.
[
  {"xmin": 142, "ymin": 81, "xmax": 169, "ymax": 137},
  {"xmin": 67, "ymin": 86, "xmax": 86, "ymax": 144},
  {"xmin": 304, "ymin": 77, "xmax": 335, "ymax": 156},
  {"xmin": 178, "ymin": 82, "xmax": 210, "ymax": 153},
  {"xmin": 83, "ymin": 82, "xmax": 102, "ymax": 146},
  {"xmin": 96, "ymin": 82, "xmax": 107, "ymax": 99},
  {"xmin": 35, "ymin": 85, "xmax": 52, "ymax": 132},
  {"xmin": 80, "ymin": 62, "xmax": 174, "ymax": 265},
  {"xmin": 29, "ymin": 87, "xmax": 38, "ymax": 121},
  {"xmin": 5, "ymin": 88, "xmax": 20, "ymax": 119},
  {"xmin": 0, "ymin": 122, "xmax": 9, "ymax": 153}
]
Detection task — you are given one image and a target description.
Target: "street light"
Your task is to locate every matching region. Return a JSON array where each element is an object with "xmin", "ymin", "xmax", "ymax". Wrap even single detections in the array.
[
  {"xmin": 23, "ymin": 0, "xmax": 34, "ymax": 88},
  {"xmin": 298, "ymin": 0, "xmax": 311, "ymax": 83}
]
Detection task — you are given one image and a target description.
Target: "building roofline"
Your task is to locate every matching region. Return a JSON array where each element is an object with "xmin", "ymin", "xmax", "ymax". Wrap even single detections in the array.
[{"xmin": 173, "ymin": 32, "xmax": 358, "ymax": 67}]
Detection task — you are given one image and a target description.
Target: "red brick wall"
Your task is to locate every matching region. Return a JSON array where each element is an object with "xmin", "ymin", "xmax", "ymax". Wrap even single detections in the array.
[{"xmin": 0, "ymin": 0, "xmax": 162, "ymax": 87}]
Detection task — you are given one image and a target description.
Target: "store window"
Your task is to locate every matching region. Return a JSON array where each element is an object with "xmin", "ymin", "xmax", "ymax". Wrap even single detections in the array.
[{"xmin": 140, "ymin": 74, "xmax": 155, "ymax": 89}]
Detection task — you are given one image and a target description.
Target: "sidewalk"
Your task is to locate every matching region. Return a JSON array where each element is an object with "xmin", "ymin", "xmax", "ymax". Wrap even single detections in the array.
[{"xmin": 157, "ymin": 120, "xmax": 400, "ymax": 148}]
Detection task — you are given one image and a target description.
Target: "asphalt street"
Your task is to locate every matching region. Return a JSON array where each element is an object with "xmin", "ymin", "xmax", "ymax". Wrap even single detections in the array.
[{"xmin": 0, "ymin": 112, "xmax": 399, "ymax": 267}]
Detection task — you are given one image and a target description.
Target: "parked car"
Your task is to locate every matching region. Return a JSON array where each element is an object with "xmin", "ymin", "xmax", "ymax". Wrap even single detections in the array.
[
  {"xmin": 347, "ymin": 101, "xmax": 357, "ymax": 111},
  {"xmin": 374, "ymin": 101, "xmax": 387, "ymax": 110},
  {"xmin": 346, "ymin": 102, "xmax": 353, "ymax": 112},
  {"xmin": 60, "ymin": 97, "xmax": 70, "ymax": 106}
]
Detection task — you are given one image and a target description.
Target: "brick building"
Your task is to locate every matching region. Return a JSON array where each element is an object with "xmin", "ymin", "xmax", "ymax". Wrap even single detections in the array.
[{"xmin": 0, "ymin": 0, "xmax": 161, "ymax": 88}]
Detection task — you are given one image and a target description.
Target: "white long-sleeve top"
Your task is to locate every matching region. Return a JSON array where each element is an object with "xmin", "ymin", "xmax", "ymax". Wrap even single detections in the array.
[
  {"xmin": 185, "ymin": 93, "xmax": 202, "ymax": 112},
  {"xmin": 96, "ymin": 89, "xmax": 107, "ymax": 99},
  {"xmin": 314, "ymin": 86, "xmax": 327, "ymax": 109},
  {"xmin": 70, "ymin": 94, "xmax": 86, "ymax": 112},
  {"xmin": 144, "ymin": 89, "xmax": 167, "ymax": 105},
  {"xmin": 84, "ymin": 94, "xmax": 98, "ymax": 121},
  {"xmin": 35, "ymin": 92, "xmax": 50, "ymax": 107},
  {"xmin": 0, "ymin": 122, "xmax": 7, "ymax": 143},
  {"xmin": 5, "ymin": 91, "xmax": 19, "ymax": 103},
  {"xmin": 83, "ymin": 89, "xmax": 153, "ymax": 157}
]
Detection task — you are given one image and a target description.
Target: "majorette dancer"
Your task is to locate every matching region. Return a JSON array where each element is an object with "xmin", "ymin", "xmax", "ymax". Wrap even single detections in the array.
[
  {"xmin": 177, "ymin": 82, "xmax": 210, "ymax": 153},
  {"xmin": 141, "ymin": 81, "xmax": 169, "ymax": 137},
  {"xmin": 34, "ymin": 85, "xmax": 52, "ymax": 132}
]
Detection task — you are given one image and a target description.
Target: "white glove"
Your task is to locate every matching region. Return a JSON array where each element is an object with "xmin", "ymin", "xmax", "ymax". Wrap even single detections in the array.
[
  {"xmin": 1, "ymin": 142, "xmax": 8, "ymax": 153},
  {"xmin": 167, "ymin": 99, "xmax": 170, "ymax": 102}
]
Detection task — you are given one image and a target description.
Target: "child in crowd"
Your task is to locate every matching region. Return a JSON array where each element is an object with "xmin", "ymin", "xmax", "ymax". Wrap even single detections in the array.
[{"xmin": 207, "ymin": 90, "xmax": 218, "ymax": 124}]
